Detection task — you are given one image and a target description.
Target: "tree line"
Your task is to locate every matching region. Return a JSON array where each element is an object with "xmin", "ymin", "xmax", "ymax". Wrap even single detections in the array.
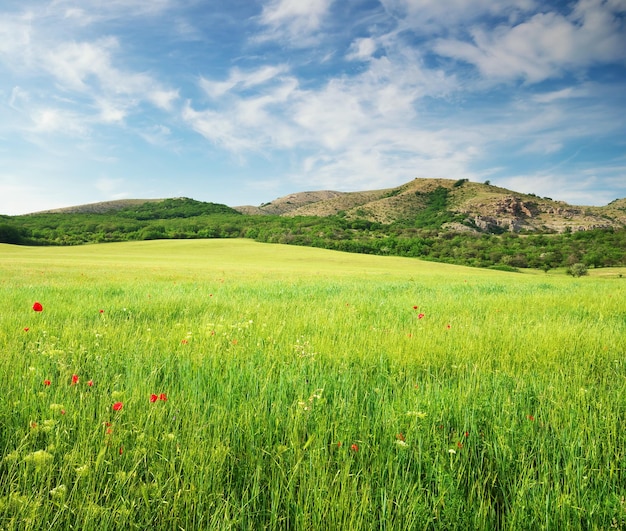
[{"xmin": 1, "ymin": 197, "xmax": 624, "ymax": 271}]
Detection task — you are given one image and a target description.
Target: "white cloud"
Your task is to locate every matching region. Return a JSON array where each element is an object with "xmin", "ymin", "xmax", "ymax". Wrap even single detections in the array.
[
  {"xmin": 346, "ymin": 37, "xmax": 378, "ymax": 61},
  {"xmin": 380, "ymin": 0, "xmax": 537, "ymax": 33},
  {"xmin": 257, "ymin": 0, "xmax": 334, "ymax": 44},
  {"xmin": 200, "ymin": 65, "xmax": 289, "ymax": 98},
  {"xmin": 433, "ymin": 0, "xmax": 626, "ymax": 83}
]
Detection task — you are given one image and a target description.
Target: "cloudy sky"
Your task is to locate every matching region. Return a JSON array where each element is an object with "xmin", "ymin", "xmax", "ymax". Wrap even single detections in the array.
[{"xmin": 1, "ymin": 0, "xmax": 625, "ymax": 215}]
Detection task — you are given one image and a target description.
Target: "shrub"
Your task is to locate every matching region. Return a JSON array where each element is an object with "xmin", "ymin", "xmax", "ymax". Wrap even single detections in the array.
[{"xmin": 566, "ymin": 263, "xmax": 588, "ymax": 277}]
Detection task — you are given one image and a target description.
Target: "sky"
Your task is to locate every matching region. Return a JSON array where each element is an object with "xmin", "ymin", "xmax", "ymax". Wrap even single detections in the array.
[{"xmin": 1, "ymin": 0, "xmax": 625, "ymax": 215}]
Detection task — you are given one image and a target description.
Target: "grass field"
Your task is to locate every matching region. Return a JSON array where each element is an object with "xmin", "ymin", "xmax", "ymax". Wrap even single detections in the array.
[{"xmin": 1, "ymin": 239, "xmax": 625, "ymax": 530}]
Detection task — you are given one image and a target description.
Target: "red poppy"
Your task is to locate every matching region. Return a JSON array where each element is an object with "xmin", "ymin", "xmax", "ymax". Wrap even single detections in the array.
[
  {"xmin": 71, "ymin": 374, "xmax": 79, "ymax": 385},
  {"xmin": 413, "ymin": 306, "xmax": 418, "ymax": 310},
  {"xmin": 43, "ymin": 379, "xmax": 51, "ymax": 386},
  {"xmin": 33, "ymin": 302, "xmax": 43, "ymax": 312},
  {"xmin": 159, "ymin": 393, "xmax": 167, "ymax": 402},
  {"xmin": 351, "ymin": 443, "xmax": 359, "ymax": 452},
  {"xmin": 418, "ymin": 313, "xmax": 425, "ymax": 319},
  {"xmin": 457, "ymin": 441, "xmax": 463, "ymax": 448},
  {"xmin": 337, "ymin": 441, "xmax": 342, "ymax": 448},
  {"xmin": 119, "ymin": 446, "xmax": 124, "ymax": 455},
  {"xmin": 87, "ymin": 380, "xmax": 94, "ymax": 387},
  {"xmin": 99, "ymin": 309, "xmax": 104, "ymax": 314},
  {"xmin": 446, "ymin": 324, "xmax": 451, "ymax": 329},
  {"xmin": 112, "ymin": 402, "xmax": 123, "ymax": 411},
  {"xmin": 150, "ymin": 394, "xmax": 158, "ymax": 403},
  {"xmin": 396, "ymin": 433, "xmax": 405, "ymax": 442},
  {"xmin": 464, "ymin": 431, "xmax": 469, "ymax": 437},
  {"xmin": 181, "ymin": 339, "xmax": 188, "ymax": 344},
  {"xmin": 60, "ymin": 409, "xmax": 66, "ymax": 415},
  {"xmin": 24, "ymin": 327, "xmax": 29, "ymax": 332},
  {"xmin": 527, "ymin": 415, "xmax": 535, "ymax": 421}
]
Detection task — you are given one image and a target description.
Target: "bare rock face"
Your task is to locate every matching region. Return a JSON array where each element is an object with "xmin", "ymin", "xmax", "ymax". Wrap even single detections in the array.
[{"xmin": 494, "ymin": 196, "xmax": 537, "ymax": 217}]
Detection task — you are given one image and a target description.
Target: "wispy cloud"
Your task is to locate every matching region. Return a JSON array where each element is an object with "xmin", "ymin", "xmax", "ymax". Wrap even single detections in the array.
[
  {"xmin": 434, "ymin": 0, "xmax": 626, "ymax": 83},
  {"xmin": 256, "ymin": 0, "xmax": 334, "ymax": 45}
]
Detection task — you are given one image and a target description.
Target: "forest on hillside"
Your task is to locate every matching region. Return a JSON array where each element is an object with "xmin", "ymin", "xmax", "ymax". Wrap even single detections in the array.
[{"xmin": 1, "ymin": 197, "xmax": 625, "ymax": 271}]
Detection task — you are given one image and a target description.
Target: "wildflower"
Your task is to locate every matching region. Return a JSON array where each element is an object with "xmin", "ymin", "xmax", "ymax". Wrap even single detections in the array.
[
  {"xmin": 150, "ymin": 394, "xmax": 158, "ymax": 403},
  {"xmin": 87, "ymin": 380, "xmax": 94, "ymax": 387},
  {"xmin": 181, "ymin": 339, "xmax": 188, "ymax": 344},
  {"xmin": 351, "ymin": 443, "xmax": 359, "ymax": 452},
  {"xmin": 33, "ymin": 302, "xmax": 43, "ymax": 312},
  {"xmin": 112, "ymin": 402, "xmax": 123, "ymax": 412},
  {"xmin": 158, "ymin": 393, "xmax": 167, "ymax": 402},
  {"xmin": 396, "ymin": 433, "xmax": 406, "ymax": 442},
  {"xmin": 43, "ymin": 379, "xmax": 51, "ymax": 386},
  {"xmin": 457, "ymin": 441, "xmax": 463, "ymax": 448},
  {"xmin": 337, "ymin": 441, "xmax": 342, "ymax": 448},
  {"xmin": 446, "ymin": 324, "xmax": 451, "ymax": 329},
  {"xmin": 464, "ymin": 431, "xmax": 469, "ymax": 437},
  {"xmin": 413, "ymin": 306, "xmax": 418, "ymax": 310},
  {"xmin": 119, "ymin": 446, "xmax": 123, "ymax": 455},
  {"xmin": 49, "ymin": 484, "xmax": 67, "ymax": 499},
  {"xmin": 527, "ymin": 415, "xmax": 535, "ymax": 421},
  {"xmin": 396, "ymin": 439, "xmax": 408, "ymax": 447},
  {"xmin": 418, "ymin": 313, "xmax": 425, "ymax": 319},
  {"xmin": 71, "ymin": 374, "xmax": 79, "ymax": 385},
  {"xmin": 99, "ymin": 309, "xmax": 104, "ymax": 314},
  {"xmin": 449, "ymin": 448, "xmax": 457, "ymax": 455},
  {"xmin": 24, "ymin": 327, "xmax": 29, "ymax": 332}
]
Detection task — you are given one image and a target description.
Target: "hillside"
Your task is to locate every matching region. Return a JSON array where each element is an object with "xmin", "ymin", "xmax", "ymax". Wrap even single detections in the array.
[
  {"xmin": 234, "ymin": 178, "xmax": 626, "ymax": 233},
  {"xmin": 2, "ymin": 179, "xmax": 625, "ymax": 271}
]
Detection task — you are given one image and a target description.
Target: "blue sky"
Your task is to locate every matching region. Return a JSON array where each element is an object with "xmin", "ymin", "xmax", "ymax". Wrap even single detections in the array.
[{"xmin": 1, "ymin": 0, "xmax": 625, "ymax": 215}]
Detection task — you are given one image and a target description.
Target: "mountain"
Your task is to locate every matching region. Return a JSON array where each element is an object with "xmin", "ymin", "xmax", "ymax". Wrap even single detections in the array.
[
  {"xmin": 13, "ymin": 178, "xmax": 626, "ymax": 234},
  {"xmin": 234, "ymin": 178, "xmax": 626, "ymax": 233}
]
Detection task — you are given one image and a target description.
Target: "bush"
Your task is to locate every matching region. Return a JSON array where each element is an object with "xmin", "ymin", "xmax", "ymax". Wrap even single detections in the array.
[{"xmin": 566, "ymin": 263, "xmax": 588, "ymax": 277}]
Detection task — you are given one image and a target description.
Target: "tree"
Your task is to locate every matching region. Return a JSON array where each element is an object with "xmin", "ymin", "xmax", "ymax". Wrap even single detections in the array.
[{"xmin": 566, "ymin": 263, "xmax": 588, "ymax": 277}]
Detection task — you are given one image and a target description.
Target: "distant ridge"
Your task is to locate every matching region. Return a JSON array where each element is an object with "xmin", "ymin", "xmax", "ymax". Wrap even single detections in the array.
[
  {"xmin": 234, "ymin": 178, "xmax": 626, "ymax": 233},
  {"xmin": 32, "ymin": 198, "xmax": 166, "ymax": 215},
  {"xmin": 17, "ymin": 178, "xmax": 626, "ymax": 233}
]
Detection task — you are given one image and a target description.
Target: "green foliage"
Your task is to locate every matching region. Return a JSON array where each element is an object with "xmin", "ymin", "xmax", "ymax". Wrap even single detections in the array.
[
  {"xmin": 566, "ymin": 263, "xmax": 588, "ymax": 277},
  {"xmin": 4, "ymin": 198, "xmax": 626, "ymax": 271},
  {"xmin": 0, "ymin": 223, "xmax": 23, "ymax": 244}
]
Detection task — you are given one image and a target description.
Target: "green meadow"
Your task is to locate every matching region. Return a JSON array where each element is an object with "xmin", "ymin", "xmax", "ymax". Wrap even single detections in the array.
[{"xmin": 0, "ymin": 239, "xmax": 625, "ymax": 530}]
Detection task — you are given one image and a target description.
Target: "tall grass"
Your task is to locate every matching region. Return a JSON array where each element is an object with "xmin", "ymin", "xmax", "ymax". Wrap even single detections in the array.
[{"xmin": 0, "ymin": 240, "xmax": 625, "ymax": 530}]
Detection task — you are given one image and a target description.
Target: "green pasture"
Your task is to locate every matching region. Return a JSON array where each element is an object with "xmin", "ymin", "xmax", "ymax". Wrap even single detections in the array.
[{"xmin": 0, "ymin": 240, "xmax": 625, "ymax": 530}]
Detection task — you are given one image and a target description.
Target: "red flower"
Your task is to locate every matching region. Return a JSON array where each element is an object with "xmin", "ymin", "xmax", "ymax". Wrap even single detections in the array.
[
  {"xmin": 337, "ymin": 441, "xmax": 342, "ymax": 448},
  {"xmin": 71, "ymin": 374, "xmax": 79, "ymax": 385},
  {"xmin": 43, "ymin": 379, "xmax": 51, "ymax": 386},
  {"xmin": 181, "ymin": 339, "xmax": 188, "ymax": 344},
  {"xmin": 464, "ymin": 431, "xmax": 469, "ymax": 437},
  {"xmin": 99, "ymin": 309, "xmax": 104, "ymax": 314},
  {"xmin": 457, "ymin": 441, "xmax": 463, "ymax": 448},
  {"xmin": 412, "ymin": 306, "xmax": 418, "ymax": 310},
  {"xmin": 418, "ymin": 313, "xmax": 425, "ymax": 319},
  {"xmin": 351, "ymin": 443, "xmax": 359, "ymax": 452},
  {"xmin": 446, "ymin": 324, "xmax": 451, "ymax": 329},
  {"xmin": 150, "ymin": 394, "xmax": 158, "ymax": 403},
  {"xmin": 119, "ymin": 446, "xmax": 123, "ymax": 455},
  {"xmin": 112, "ymin": 402, "xmax": 123, "ymax": 411},
  {"xmin": 527, "ymin": 415, "xmax": 535, "ymax": 421},
  {"xmin": 396, "ymin": 433, "xmax": 405, "ymax": 442},
  {"xmin": 158, "ymin": 393, "xmax": 167, "ymax": 402},
  {"xmin": 87, "ymin": 380, "xmax": 94, "ymax": 387},
  {"xmin": 24, "ymin": 327, "xmax": 30, "ymax": 332},
  {"xmin": 32, "ymin": 302, "xmax": 43, "ymax": 312}
]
